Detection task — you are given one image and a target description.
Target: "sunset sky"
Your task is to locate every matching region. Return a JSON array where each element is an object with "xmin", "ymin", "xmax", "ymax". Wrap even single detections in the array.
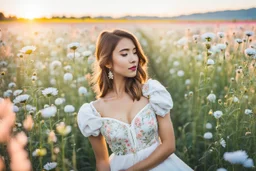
[{"xmin": 0, "ymin": 0, "xmax": 256, "ymax": 19}]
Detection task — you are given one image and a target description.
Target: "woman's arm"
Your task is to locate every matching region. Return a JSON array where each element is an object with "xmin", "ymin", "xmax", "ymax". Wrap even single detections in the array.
[
  {"xmin": 88, "ymin": 134, "xmax": 111, "ymax": 171},
  {"xmin": 126, "ymin": 112, "xmax": 176, "ymax": 171}
]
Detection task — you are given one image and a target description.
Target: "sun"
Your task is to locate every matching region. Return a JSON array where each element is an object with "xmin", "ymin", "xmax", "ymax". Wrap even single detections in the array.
[{"xmin": 19, "ymin": 4, "xmax": 42, "ymax": 20}]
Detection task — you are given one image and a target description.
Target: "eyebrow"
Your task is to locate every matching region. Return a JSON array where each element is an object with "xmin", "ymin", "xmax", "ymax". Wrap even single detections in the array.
[{"xmin": 119, "ymin": 47, "xmax": 136, "ymax": 52}]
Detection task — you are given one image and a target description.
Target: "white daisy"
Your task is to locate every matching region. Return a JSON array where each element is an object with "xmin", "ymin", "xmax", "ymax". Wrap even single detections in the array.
[
  {"xmin": 13, "ymin": 94, "xmax": 30, "ymax": 104},
  {"xmin": 243, "ymin": 158, "xmax": 254, "ymax": 168},
  {"xmin": 235, "ymin": 38, "xmax": 243, "ymax": 44},
  {"xmin": 176, "ymin": 37, "xmax": 188, "ymax": 46},
  {"xmin": 8, "ymin": 82, "xmax": 16, "ymax": 88},
  {"xmin": 244, "ymin": 48, "xmax": 256, "ymax": 57},
  {"xmin": 207, "ymin": 59, "xmax": 215, "ymax": 65},
  {"xmin": 201, "ymin": 32, "xmax": 215, "ymax": 42},
  {"xmin": 41, "ymin": 106, "xmax": 57, "ymax": 118},
  {"xmin": 26, "ymin": 104, "xmax": 36, "ymax": 112},
  {"xmin": 44, "ymin": 162, "xmax": 57, "ymax": 171},
  {"xmin": 67, "ymin": 52, "xmax": 81, "ymax": 60},
  {"xmin": 20, "ymin": 45, "xmax": 36, "ymax": 55},
  {"xmin": 207, "ymin": 91, "xmax": 216, "ymax": 103},
  {"xmin": 55, "ymin": 98, "xmax": 65, "ymax": 106},
  {"xmin": 64, "ymin": 73, "xmax": 73, "ymax": 82},
  {"xmin": 177, "ymin": 70, "xmax": 184, "ymax": 77},
  {"xmin": 78, "ymin": 87, "xmax": 88, "ymax": 96},
  {"xmin": 213, "ymin": 110, "xmax": 223, "ymax": 119},
  {"xmin": 185, "ymin": 79, "xmax": 191, "ymax": 85},
  {"xmin": 50, "ymin": 60, "xmax": 62, "ymax": 70},
  {"xmin": 3, "ymin": 90, "xmax": 12, "ymax": 97},
  {"xmin": 245, "ymin": 31, "xmax": 254, "ymax": 37},
  {"xmin": 244, "ymin": 109, "xmax": 253, "ymax": 115},
  {"xmin": 67, "ymin": 42, "xmax": 80, "ymax": 51},
  {"xmin": 0, "ymin": 61, "xmax": 8, "ymax": 67},
  {"xmin": 217, "ymin": 168, "xmax": 227, "ymax": 171},
  {"xmin": 217, "ymin": 44, "xmax": 227, "ymax": 51},
  {"xmin": 205, "ymin": 122, "xmax": 212, "ymax": 129},
  {"xmin": 42, "ymin": 87, "xmax": 58, "ymax": 97},
  {"xmin": 31, "ymin": 75, "xmax": 37, "ymax": 81},
  {"xmin": 220, "ymin": 138, "xmax": 226, "ymax": 148},
  {"xmin": 64, "ymin": 105, "xmax": 75, "ymax": 113},
  {"xmin": 233, "ymin": 96, "xmax": 239, "ymax": 103},
  {"xmin": 217, "ymin": 32, "xmax": 225, "ymax": 38},
  {"xmin": 82, "ymin": 50, "xmax": 92, "ymax": 57},
  {"xmin": 203, "ymin": 132, "xmax": 213, "ymax": 139},
  {"xmin": 192, "ymin": 34, "xmax": 200, "ymax": 41},
  {"xmin": 50, "ymin": 78, "xmax": 56, "ymax": 85},
  {"xmin": 13, "ymin": 105, "xmax": 19, "ymax": 112},
  {"xmin": 64, "ymin": 65, "xmax": 72, "ymax": 71},
  {"xmin": 224, "ymin": 150, "xmax": 248, "ymax": 164}
]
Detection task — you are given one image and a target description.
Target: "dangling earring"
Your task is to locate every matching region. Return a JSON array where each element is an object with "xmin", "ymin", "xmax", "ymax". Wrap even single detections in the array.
[{"xmin": 108, "ymin": 70, "xmax": 113, "ymax": 79}]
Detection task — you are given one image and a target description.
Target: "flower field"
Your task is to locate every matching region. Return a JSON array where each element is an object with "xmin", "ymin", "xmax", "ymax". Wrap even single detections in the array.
[{"xmin": 0, "ymin": 21, "xmax": 255, "ymax": 171}]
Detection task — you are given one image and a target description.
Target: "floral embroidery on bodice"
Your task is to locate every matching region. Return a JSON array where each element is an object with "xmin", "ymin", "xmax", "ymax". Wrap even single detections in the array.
[
  {"xmin": 77, "ymin": 78, "xmax": 174, "ymax": 156},
  {"xmin": 90, "ymin": 103, "xmax": 159, "ymax": 155}
]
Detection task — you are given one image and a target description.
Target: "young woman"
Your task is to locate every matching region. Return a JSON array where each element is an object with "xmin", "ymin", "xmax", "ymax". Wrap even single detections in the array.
[{"xmin": 77, "ymin": 29, "xmax": 193, "ymax": 171}]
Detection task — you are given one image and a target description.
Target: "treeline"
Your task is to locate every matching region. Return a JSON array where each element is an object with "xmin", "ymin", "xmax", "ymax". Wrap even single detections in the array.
[
  {"xmin": 0, "ymin": 12, "xmax": 96, "ymax": 21},
  {"xmin": 0, "ymin": 12, "xmax": 17, "ymax": 21}
]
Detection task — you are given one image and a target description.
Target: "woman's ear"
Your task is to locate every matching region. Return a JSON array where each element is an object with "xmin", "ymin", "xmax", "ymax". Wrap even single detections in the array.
[{"xmin": 105, "ymin": 63, "xmax": 112, "ymax": 69}]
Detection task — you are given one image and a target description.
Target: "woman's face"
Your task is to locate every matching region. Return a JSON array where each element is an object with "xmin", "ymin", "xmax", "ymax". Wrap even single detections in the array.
[{"xmin": 110, "ymin": 37, "xmax": 138, "ymax": 78}]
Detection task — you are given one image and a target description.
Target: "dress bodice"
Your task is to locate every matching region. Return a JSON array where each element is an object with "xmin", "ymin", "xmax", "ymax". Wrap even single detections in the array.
[{"xmin": 77, "ymin": 78, "xmax": 173, "ymax": 156}]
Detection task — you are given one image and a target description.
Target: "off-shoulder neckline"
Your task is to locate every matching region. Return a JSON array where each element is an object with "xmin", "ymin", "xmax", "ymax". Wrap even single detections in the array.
[{"xmin": 89, "ymin": 101, "xmax": 150, "ymax": 126}]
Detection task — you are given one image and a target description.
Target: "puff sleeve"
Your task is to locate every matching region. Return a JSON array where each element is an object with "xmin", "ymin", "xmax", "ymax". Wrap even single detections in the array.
[
  {"xmin": 142, "ymin": 79, "xmax": 174, "ymax": 117},
  {"xmin": 77, "ymin": 103, "xmax": 103, "ymax": 137}
]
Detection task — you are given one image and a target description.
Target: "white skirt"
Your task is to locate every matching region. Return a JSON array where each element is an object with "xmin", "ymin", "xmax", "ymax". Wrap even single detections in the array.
[{"xmin": 109, "ymin": 141, "xmax": 194, "ymax": 171}]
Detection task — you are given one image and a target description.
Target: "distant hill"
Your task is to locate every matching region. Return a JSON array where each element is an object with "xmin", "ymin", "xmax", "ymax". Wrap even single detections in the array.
[
  {"xmin": 119, "ymin": 7, "xmax": 256, "ymax": 20},
  {"xmin": 1, "ymin": 7, "xmax": 256, "ymax": 21}
]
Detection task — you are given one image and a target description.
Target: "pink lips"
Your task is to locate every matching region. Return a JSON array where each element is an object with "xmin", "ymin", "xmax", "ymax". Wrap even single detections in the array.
[{"xmin": 129, "ymin": 66, "xmax": 137, "ymax": 71}]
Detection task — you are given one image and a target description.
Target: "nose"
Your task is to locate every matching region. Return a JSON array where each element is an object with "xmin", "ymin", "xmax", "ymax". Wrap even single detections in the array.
[{"xmin": 129, "ymin": 53, "xmax": 137, "ymax": 63}]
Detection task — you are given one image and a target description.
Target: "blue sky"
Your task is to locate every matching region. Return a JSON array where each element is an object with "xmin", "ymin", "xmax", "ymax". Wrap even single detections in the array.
[{"xmin": 0, "ymin": 0, "xmax": 256, "ymax": 19}]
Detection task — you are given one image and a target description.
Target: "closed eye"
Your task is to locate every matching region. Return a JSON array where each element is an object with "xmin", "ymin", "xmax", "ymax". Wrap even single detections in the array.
[{"xmin": 121, "ymin": 52, "xmax": 137, "ymax": 57}]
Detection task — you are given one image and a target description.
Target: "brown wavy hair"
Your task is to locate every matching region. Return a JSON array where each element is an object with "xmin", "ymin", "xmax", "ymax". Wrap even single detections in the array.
[{"xmin": 90, "ymin": 29, "xmax": 149, "ymax": 101}]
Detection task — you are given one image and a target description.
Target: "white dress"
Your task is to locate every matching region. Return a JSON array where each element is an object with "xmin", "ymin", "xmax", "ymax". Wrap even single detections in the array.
[{"xmin": 77, "ymin": 78, "xmax": 194, "ymax": 171}]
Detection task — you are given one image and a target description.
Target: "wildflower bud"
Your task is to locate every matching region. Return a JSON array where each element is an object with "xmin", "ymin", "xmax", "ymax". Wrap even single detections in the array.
[
  {"xmin": 218, "ymin": 99, "xmax": 222, "ymax": 104},
  {"xmin": 224, "ymin": 95, "xmax": 228, "ymax": 98},
  {"xmin": 33, "ymin": 72, "xmax": 37, "ymax": 76},
  {"xmin": 230, "ymin": 77, "xmax": 235, "ymax": 82},
  {"xmin": 48, "ymin": 130, "xmax": 57, "ymax": 143},
  {"xmin": 178, "ymin": 127, "xmax": 182, "ymax": 131},
  {"xmin": 1, "ymin": 71, "xmax": 5, "ymax": 76},
  {"xmin": 31, "ymin": 76, "xmax": 37, "ymax": 81},
  {"xmin": 184, "ymin": 94, "xmax": 188, "ymax": 99},
  {"xmin": 205, "ymin": 43, "xmax": 211, "ymax": 50},
  {"xmin": 224, "ymin": 102, "xmax": 228, "ymax": 107},
  {"xmin": 200, "ymin": 72, "xmax": 204, "ymax": 77},
  {"xmin": 54, "ymin": 147, "xmax": 60, "ymax": 154},
  {"xmin": 245, "ymin": 132, "xmax": 251, "ymax": 136},
  {"xmin": 207, "ymin": 51, "xmax": 212, "ymax": 56},
  {"xmin": 209, "ymin": 109, "xmax": 213, "ymax": 115},
  {"xmin": 188, "ymin": 91, "xmax": 193, "ymax": 97},
  {"xmin": 216, "ymin": 125, "xmax": 221, "ymax": 130},
  {"xmin": 23, "ymin": 115, "xmax": 34, "ymax": 131}
]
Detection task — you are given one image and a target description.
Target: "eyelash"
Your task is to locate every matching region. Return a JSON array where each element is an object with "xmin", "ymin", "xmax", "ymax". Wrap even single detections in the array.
[{"xmin": 121, "ymin": 52, "xmax": 137, "ymax": 57}]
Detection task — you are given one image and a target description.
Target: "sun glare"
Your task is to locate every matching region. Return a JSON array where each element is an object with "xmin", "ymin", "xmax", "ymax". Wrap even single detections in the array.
[{"xmin": 19, "ymin": 4, "xmax": 42, "ymax": 20}]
